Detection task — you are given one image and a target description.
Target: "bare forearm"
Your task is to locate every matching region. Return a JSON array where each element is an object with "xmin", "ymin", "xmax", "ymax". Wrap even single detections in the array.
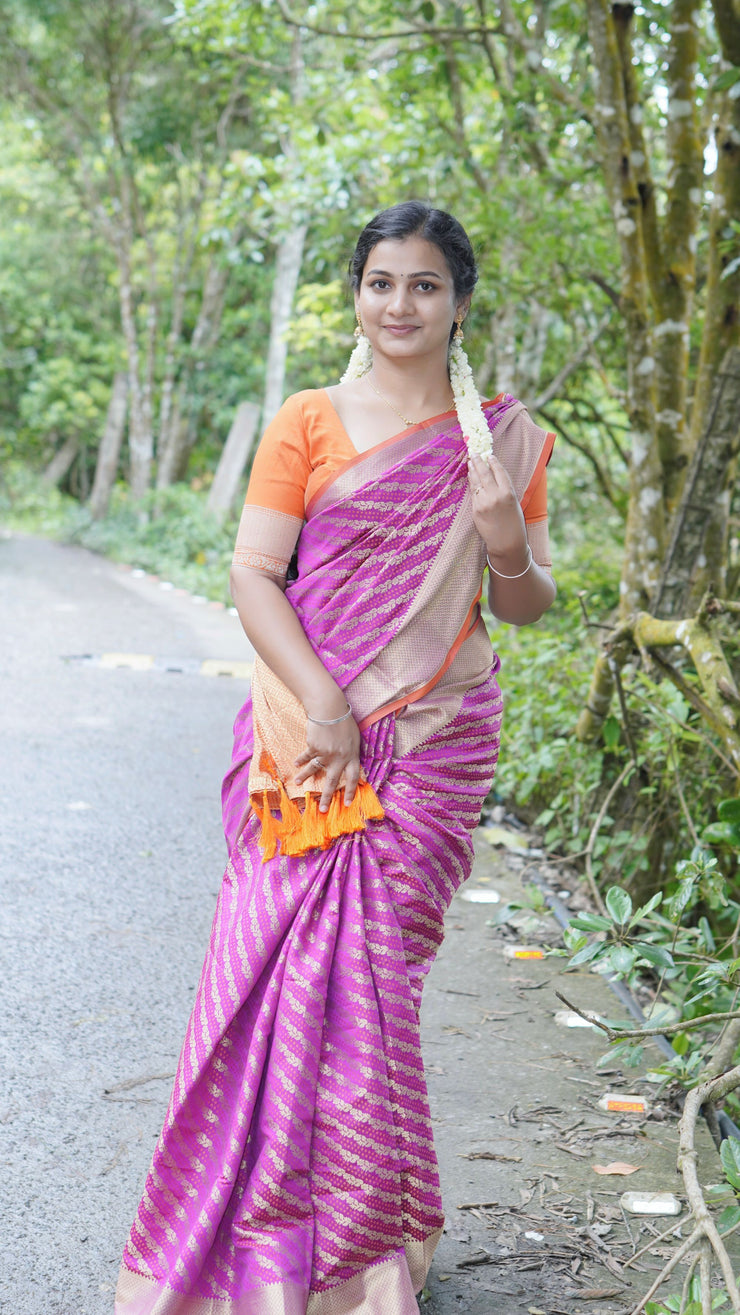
[
  {"xmin": 229, "ymin": 567, "xmax": 348, "ymax": 718},
  {"xmin": 487, "ymin": 556, "xmax": 557, "ymax": 625}
]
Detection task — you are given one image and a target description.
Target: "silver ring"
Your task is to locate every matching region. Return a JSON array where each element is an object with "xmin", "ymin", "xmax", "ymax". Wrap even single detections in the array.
[{"xmin": 312, "ymin": 757, "xmax": 324, "ymax": 769}]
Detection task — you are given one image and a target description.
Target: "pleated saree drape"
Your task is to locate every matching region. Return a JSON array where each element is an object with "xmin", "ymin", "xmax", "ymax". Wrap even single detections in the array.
[{"xmin": 116, "ymin": 398, "xmax": 553, "ymax": 1315}]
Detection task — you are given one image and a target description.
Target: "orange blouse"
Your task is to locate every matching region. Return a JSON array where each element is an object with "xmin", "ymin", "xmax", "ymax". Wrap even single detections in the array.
[{"xmin": 233, "ymin": 389, "xmax": 550, "ymax": 577}]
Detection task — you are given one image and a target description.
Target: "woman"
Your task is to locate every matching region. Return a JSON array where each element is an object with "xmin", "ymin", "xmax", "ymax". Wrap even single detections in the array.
[{"xmin": 116, "ymin": 202, "xmax": 556, "ymax": 1315}]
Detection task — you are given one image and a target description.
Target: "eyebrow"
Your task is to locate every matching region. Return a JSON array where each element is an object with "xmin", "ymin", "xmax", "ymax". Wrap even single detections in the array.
[{"xmin": 366, "ymin": 268, "xmax": 445, "ymax": 279}]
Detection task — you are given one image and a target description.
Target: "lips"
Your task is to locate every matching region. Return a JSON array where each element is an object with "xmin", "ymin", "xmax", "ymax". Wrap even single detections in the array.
[{"xmin": 383, "ymin": 325, "xmax": 418, "ymax": 334}]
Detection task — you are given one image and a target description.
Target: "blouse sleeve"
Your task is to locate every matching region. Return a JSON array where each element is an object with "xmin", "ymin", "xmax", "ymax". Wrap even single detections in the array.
[
  {"xmin": 231, "ymin": 394, "xmax": 309, "ymax": 578},
  {"xmin": 523, "ymin": 465, "xmax": 552, "ymax": 574}
]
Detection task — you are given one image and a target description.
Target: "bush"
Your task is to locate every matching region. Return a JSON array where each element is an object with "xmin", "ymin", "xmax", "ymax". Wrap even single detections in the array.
[{"xmin": 0, "ymin": 463, "xmax": 238, "ymax": 604}]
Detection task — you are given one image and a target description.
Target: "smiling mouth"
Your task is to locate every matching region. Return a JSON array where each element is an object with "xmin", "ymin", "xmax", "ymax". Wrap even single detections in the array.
[{"xmin": 384, "ymin": 324, "xmax": 418, "ymax": 332}]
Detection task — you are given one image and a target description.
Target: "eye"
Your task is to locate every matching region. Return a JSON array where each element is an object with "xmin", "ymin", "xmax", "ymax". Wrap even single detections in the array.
[
  {"xmin": 415, "ymin": 281, "xmax": 437, "ymax": 292},
  {"xmin": 369, "ymin": 279, "xmax": 391, "ymax": 290}
]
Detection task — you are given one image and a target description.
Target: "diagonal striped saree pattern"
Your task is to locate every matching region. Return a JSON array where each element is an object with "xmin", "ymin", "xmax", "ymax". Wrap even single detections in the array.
[
  {"xmin": 116, "ymin": 678, "xmax": 503, "ymax": 1315},
  {"xmin": 116, "ymin": 410, "xmax": 512, "ymax": 1314}
]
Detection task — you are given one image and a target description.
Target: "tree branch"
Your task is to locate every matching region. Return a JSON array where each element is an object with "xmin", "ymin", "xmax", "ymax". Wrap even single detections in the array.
[
  {"xmin": 531, "ymin": 311, "xmax": 613, "ymax": 411},
  {"xmin": 273, "ymin": 0, "xmax": 501, "ymax": 42},
  {"xmin": 537, "ymin": 408, "xmax": 620, "ymax": 508}
]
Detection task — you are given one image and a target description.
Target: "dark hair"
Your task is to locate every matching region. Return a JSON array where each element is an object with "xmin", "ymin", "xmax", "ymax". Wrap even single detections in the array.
[{"xmin": 348, "ymin": 201, "xmax": 478, "ymax": 301}]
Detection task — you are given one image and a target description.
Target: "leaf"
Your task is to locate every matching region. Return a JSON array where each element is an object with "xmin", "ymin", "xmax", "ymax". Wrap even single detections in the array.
[
  {"xmin": 718, "ymin": 1202, "xmax": 740, "ymax": 1231},
  {"xmin": 609, "ymin": 944, "xmax": 636, "ymax": 975},
  {"xmin": 713, "ymin": 66, "xmax": 740, "ymax": 91},
  {"xmin": 668, "ymin": 877, "xmax": 695, "ymax": 921},
  {"xmin": 721, "ymin": 255, "xmax": 740, "ymax": 283},
  {"xmin": 568, "ymin": 912, "xmax": 612, "ymax": 933},
  {"xmin": 568, "ymin": 938, "xmax": 606, "ymax": 968},
  {"xmin": 720, "ymin": 1136, "xmax": 740, "ymax": 1192},
  {"xmin": 603, "ymin": 714, "xmax": 621, "ymax": 750},
  {"xmin": 703, "ymin": 822, "xmax": 740, "ymax": 848},
  {"xmin": 633, "ymin": 942, "xmax": 675, "ymax": 969},
  {"xmin": 631, "ymin": 891, "xmax": 663, "ymax": 924},
  {"xmin": 718, "ymin": 798, "xmax": 740, "ymax": 824},
  {"xmin": 592, "ymin": 1161, "xmax": 641, "ymax": 1175},
  {"xmin": 606, "ymin": 885, "xmax": 632, "ymax": 926},
  {"xmin": 420, "ymin": 0, "xmax": 436, "ymax": 18},
  {"xmin": 672, "ymin": 1032, "xmax": 690, "ymax": 1056},
  {"xmin": 699, "ymin": 916, "xmax": 716, "ymax": 952}
]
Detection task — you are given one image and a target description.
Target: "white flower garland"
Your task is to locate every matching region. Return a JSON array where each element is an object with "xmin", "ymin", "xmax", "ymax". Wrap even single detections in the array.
[
  {"xmin": 340, "ymin": 332, "xmax": 492, "ymax": 458},
  {"xmin": 448, "ymin": 338, "xmax": 492, "ymax": 459},
  {"xmin": 340, "ymin": 333, "xmax": 373, "ymax": 383}
]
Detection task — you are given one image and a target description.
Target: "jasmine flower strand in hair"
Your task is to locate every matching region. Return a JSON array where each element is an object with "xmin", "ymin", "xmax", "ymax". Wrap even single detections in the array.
[{"xmin": 448, "ymin": 339, "xmax": 492, "ymax": 459}]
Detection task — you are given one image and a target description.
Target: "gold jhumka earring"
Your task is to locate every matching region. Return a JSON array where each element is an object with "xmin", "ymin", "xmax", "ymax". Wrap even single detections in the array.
[
  {"xmin": 341, "ymin": 312, "xmax": 373, "ymax": 382},
  {"xmin": 453, "ymin": 318, "xmax": 465, "ymax": 342}
]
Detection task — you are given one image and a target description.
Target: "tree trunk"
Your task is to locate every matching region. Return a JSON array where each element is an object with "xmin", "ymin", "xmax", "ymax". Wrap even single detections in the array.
[
  {"xmin": 117, "ymin": 237, "xmax": 152, "ymax": 502},
  {"xmin": 586, "ymin": 0, "xmax": 663, "ymax": 612},
  {"xmin": 260, "ymin": 222, "xmax": 308, "ymax": 431},
  {"xmin": 156, "ymin": 258, "xmax": 230, "ymax": 489},
  {"xmin": 43, "ymin": 436, "xmax": 79, "ymax": 486},
  {"xmin": 651, "ymin": 347, "xmax": 740, "ymax": 617},
  {"xmin": 206, "ymin": 402, "xmax": 260, "ymax": 525},
  {"xmin": 648, "ymin": 0, "xmax": 703, "ymax": 510},
  {"xmin": 688, "ymin": 16, "xmax": 740, "ymax": 448},
  {"xmin": 88, "ymin": 371, "xmax": 128, "ymax": 520}
]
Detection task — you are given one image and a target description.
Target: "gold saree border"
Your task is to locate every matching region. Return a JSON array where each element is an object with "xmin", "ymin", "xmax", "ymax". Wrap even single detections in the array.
[
  {"xmin": 115, "ymin": 1266, "xmax": 305, "ymax": 1315},
  {"xmin": 115, "ymin": 1228, "xmax": 441, "ymax": 1315}
]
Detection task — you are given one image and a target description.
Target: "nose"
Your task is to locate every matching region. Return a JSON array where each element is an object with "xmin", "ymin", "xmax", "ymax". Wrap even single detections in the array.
[{"xmin": 387, "ymin": 282, "xmax": 413, "ymax": 316}]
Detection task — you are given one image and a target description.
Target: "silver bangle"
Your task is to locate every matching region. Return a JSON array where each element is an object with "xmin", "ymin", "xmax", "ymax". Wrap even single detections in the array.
[
  {"xmin": 306, "ymin": 703, "xmax": 353, "ymax": 726},
  {"xmin": 486, "ymin": 544, "xmax": 533, "ymax": 579}
]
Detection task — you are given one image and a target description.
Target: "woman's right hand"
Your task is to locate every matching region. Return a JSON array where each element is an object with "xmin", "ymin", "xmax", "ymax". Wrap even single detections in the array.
[{"xmin": 294, "ymin": 714, "xmax": 362, "ymax": 813}]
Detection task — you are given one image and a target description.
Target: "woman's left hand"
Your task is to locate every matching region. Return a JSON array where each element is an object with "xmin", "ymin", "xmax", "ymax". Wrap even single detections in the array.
[{"xmin": 467, "ymin": 452, "xmax": 528, "ymax": 562}]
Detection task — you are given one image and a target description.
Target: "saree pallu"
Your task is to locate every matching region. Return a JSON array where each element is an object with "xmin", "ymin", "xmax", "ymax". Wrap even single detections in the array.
[{"xmin": 117, "ymin": 401, "xmax": 552, "ymax": 1315}]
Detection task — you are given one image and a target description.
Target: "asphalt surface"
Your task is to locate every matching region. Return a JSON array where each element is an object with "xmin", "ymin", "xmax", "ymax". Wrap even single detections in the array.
[{"xmin": 0, "ymin": 534, "xmax": 715, "ymax": 1315}]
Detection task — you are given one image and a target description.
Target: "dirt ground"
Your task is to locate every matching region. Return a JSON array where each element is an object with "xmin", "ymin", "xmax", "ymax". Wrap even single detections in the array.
[{"xmin": 420, "ymin": 829, "xmax": 726, "ymax": 1315}]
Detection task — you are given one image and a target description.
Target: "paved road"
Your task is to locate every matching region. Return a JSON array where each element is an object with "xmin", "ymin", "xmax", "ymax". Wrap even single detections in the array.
[
  {"xmin": 1, "ymin": 535, "xmax": 252, "ymax": 1313},
  {"xmin": 0, "ymin": 534, "xmax": 707, "ymax": 1315}
]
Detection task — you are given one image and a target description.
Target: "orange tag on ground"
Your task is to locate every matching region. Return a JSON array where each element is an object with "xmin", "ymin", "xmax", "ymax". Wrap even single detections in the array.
[
  {"xmin": 598, "ymin": 1093, "xmax": 648, "ymax": 1115},
  {"xmin": 504, "ymin": 945, "xmax": 545, "ymax": 960}
]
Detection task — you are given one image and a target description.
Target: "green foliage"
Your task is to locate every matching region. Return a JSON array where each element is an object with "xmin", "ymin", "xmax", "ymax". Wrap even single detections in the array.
[
  {"xmin": 561, "ymin": 818, "xmax": 740, "ymax": 1089},
  {"xmin": 0, "ymin": 465, "xmax": 238, "ymax": 604},
  {"xmin": 646, "ymin": 1290, "xmax": 731, "ymax": 1314}
]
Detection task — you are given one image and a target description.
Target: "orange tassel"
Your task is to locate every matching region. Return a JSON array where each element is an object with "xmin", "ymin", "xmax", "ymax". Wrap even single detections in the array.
[
  {"xmin": 302, "ymin": 792, "xmax": 332, "ymax": 851},
  {"xmin": 252, "ymin": 779, "xmax": 384, "ymax": 862},
  {"xmin": 357, "ymin": 779, "xmax": 385, "ymax": 822},
  {"xmin": 253, "ymin": 789, "xmax": 278, "ymax": 861},
  {"xmin": 276, "ymin": 779, "xmax": 302, "ymax": 841},
  {"xmin": 326, "ymin": 788, "xmax": 356, "ymax": 837}
]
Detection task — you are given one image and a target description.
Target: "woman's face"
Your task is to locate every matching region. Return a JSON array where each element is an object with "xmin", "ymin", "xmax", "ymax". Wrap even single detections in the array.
[{"xmin": 354, "ymin": 236, "xmax": 469, "ymax": 363}]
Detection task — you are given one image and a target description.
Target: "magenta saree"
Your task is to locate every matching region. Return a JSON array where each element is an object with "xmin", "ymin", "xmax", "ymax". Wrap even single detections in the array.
[{"xmin": 116, "ymin": 398, "xmax": 553, "ymax": 1315}]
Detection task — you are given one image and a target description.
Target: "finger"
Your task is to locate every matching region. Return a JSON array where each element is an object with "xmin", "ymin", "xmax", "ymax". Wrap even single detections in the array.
[
  {"xmin": 486, "ymin": 453, "xmax": 514, "ymax": 487},
  {"xmin": 467, "ymin": 456, "xmax": 490, "ymax": 499},
  {"xmin": 468, "ymin": 451, "xmax": 488, "ymax": 466},
  {"xmin": 467, "ymin": 453, "xmax": 489, "ymax": 480},
  {"xmin": 294, "ymin": 755, "xmax": 325, "ymax": 786},
  {"xmin": 319, "ymin": 768, "xmax": 342, "ymax": 813},
  {"xmin": 342, "ymin": 760, "xmax": 361, "ymax": 807}
]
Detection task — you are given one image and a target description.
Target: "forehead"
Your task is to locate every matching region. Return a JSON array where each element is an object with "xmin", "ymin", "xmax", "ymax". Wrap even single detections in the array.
[{"xmin": 362, "ymin": 236, "xmax": 452, "ymax": 280}]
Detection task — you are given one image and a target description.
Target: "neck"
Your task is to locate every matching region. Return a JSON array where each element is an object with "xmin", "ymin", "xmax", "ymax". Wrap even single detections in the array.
[{"xmin": 369, "ymin": 349, "xmax": 452, "ymax": 411}]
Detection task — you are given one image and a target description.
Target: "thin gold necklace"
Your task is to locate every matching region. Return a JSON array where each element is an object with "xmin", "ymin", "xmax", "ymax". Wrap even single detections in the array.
[
  {"xmin": 367, "ymin": 376, "xmax": 453, "ymax": 427},
  {"xmin": 367, "ymin": 377, "xmax": 417, "ymax": 426}
]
